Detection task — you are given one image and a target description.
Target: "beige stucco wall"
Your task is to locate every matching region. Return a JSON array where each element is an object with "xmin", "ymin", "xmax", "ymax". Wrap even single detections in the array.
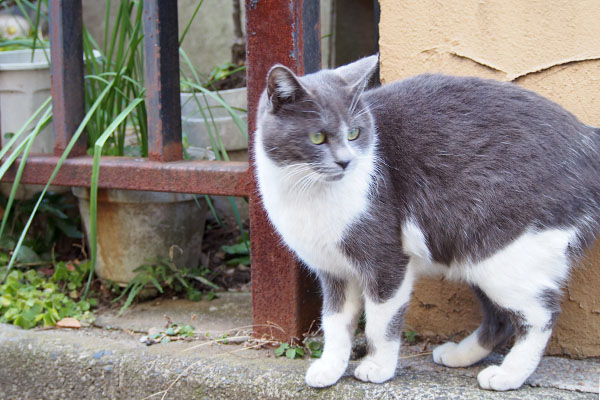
[{"xmin": 379, "ymin": 0, "xmax": 600, "ymax": 357}]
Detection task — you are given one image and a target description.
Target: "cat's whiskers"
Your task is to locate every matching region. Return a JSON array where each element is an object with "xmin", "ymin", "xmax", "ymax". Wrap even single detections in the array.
[
  {"xmin": 292, "ymin": 169, "xmax": 324, "ymax": 198},
  {"xmin": 282, "ymin": 167, "xmax": 315, "ymax": 185}
]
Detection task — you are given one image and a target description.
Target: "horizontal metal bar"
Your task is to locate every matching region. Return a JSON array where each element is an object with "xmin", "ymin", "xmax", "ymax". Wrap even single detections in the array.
[{"xmin": 2, "ymin": 155, "xmax": 249, "ymax": 197}]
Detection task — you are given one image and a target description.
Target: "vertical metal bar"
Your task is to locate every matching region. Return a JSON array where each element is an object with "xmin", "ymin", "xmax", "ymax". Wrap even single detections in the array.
[
  {"xmin": 246, "ymin": 0, "xmax": 322, "ymax": 341},
  {"xmin": 49, "ymin": 0, "xmax": 86, "ymax": 157},
  {"xmin": 143, "ymin": 0, "xmax": 183, "ymax": 162}
]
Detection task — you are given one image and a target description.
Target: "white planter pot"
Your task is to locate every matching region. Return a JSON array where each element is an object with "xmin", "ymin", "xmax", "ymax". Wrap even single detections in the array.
[
  {"xmin": 0, "ymin": 49, "xmax": 100, "ymax": 199},
  {"xmin": 181, "ymin": 87, "xmax": 249, "ymax": 221},
  {"xmin": 181, "ymin": 87, "xmax": 248, "ymax": 157},
  {"xmin": 72, "ymin": 187, "xmax": 207, "ymax": 285},
  {"xmin": 0, "ymin": 49, "xmax": 53, "ymax": 154}
]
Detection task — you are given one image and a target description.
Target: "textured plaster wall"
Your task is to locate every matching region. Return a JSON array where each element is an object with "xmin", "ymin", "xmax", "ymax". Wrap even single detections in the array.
[{"xmin": 379, "ymin": 0, "xmax": 600, "ymax": 357}]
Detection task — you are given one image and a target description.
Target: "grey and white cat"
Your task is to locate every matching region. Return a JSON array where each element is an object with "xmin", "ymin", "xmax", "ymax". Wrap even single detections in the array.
[{"xmin": 253, "ymin": 55, "xmax": 600, "ymax": 391}]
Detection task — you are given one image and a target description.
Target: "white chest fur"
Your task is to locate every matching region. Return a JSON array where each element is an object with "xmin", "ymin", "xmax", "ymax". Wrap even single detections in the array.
[{"xmin": 254, "ymin": 129, "xmax": 375, "ymax": 277}]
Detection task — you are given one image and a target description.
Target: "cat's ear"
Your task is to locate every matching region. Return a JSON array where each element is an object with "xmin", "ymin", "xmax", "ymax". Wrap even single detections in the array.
[
  {"xmin": 335, "ymin": 54, "xmax": 379, "ymax": 93},
  {"xmin": 266, "ymin": 65, "xmax": 308, "ymax": 111}
]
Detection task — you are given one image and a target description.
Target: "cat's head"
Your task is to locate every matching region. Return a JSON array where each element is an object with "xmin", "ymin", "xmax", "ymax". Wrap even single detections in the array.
[{"xmin": 256, "ymin": 55, "xmax": 379, "ymax": 182}]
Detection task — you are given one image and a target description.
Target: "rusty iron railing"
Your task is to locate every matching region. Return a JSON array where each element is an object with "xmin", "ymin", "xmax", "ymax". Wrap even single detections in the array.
[{"xmin": 1, "ymin": 0, "xmax": 321, "ymax": 341}]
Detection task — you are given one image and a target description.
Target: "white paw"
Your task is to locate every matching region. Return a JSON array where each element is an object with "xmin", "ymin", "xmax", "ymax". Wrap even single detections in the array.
[
  {"xmin": 477, "ymin": 365, "xmax": 527, "ymax": 391},
  {"xmin": 433, "ymin": 342, "xmax": 462, "ymax": 366},
  {"xmin": 305, "ymin": 358, "xmax": 347, "ymax": 388},
  {"xmin": 433, "ymin": 342, "xmax": 477, "ymax": 367},
  {"xmin": 353, "ymin": 358, "xmax": 395, "ymax": 384}
]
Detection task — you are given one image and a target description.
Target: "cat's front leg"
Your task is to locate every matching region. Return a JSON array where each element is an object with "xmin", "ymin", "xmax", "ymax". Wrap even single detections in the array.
[
  {"xmin": 305, "ymin": 273, "xmax": 362, "ymax": 388},
  {"xmin": 354, "ymin": 267, "xmax": 415, "ymax": 383}
]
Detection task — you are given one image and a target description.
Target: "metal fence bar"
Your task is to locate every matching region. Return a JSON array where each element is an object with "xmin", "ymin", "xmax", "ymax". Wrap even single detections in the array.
[
  {"xmin": 48, "ymin": 0, "xmax": 87, "ymax": 157},
  {"xmin": 143, "ymin": 0, "xmax": 183, "ymax": 162},
  {"xmin": 3, "ymin": 156, "xmax": 249, "ymax": 196},
  {"xmin": 246, "ymin": 0, "xmax": 322, "ymax": 341}
]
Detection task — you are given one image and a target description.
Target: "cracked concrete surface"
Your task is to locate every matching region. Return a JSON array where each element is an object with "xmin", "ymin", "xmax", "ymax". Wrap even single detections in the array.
[{"xmin": 1, "ymin": 292, "xmax": 598, "ymax": 399}]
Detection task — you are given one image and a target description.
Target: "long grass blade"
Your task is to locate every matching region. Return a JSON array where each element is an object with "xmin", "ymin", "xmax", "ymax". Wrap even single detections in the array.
[
  {"xmin": 84, "ymin": 97, "xmax": 144, "ymax": 298},
  {"xmin": 179, "ymin": 0, "xmax": 204, "ymax": 45},
  {"xmin": 0, "ymin": 108, "xmax": 53, "ymax": 241},
  {"xmin": 179, "ymin": 80, "xmax": 248, "ymax": 139},
  {"xmin": 0, "ymin": 97, "xmax": 52, "ymax": 162},
  {"xmin": 0, "ymin": 81, "xmax": 116, "ymax": 284}
]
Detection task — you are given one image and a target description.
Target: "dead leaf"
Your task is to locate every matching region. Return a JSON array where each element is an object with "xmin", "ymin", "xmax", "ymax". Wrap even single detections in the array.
[{"xmin": 56, "ymin": 317, "xmax": 81, "ymax": 329}]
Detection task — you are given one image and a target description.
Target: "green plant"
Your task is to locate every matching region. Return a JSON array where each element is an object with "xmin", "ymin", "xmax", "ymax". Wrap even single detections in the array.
[
  {"xmin": 140, "ymin": 322, "xmax": 196, "ymax": 345},
  {"xmin": 404, "ymin": 330, "xmax": 419, "ymax": 344},
  {"xmin": 0, "ymin": 260, "xmax": 96, "ymax": 328},
  {"xmin": 221, "ymin": 233, "xmax": 250, "ymax": 266},
  {"xmin": 113, "ymin": 256, "xmax": 219, "ymax": 316},
  {"xmin": 0, "ymin": 0, "xmax": 249, "ymax": 302},
  {"xmin": 306, "ymin": 340, "xmax": 323, "ymax": 358},
  {"xmin": 274, "ymin": 342, "xmax": 305, "ymax": 359},
  {"xmin": 274, "ymin": 340, "xmax": 322, "ymax": 360},
  {"xmin": 0, "ymin": 191, "xmax": 82, "ymax": 262}
]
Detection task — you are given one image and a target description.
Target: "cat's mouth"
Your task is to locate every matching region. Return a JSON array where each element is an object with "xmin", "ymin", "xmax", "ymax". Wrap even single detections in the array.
[{"xmin": 324, "ymin": 172, "xmax": 345, "ymax": 181}]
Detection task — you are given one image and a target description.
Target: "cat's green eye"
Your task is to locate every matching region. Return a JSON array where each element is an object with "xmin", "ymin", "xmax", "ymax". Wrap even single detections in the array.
[
  {"xmin": 309, "ymin": 131, "xmax": 326, "ymax": 145},
  {"xmin": 348, "ymin": 127, "xmax": 360, "ymax": 141}
]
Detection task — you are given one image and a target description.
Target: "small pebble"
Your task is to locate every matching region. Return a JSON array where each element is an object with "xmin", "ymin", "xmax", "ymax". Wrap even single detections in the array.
[{"xmin": 93, "ymin": 350, "xmax": 104, "ymax": 359}]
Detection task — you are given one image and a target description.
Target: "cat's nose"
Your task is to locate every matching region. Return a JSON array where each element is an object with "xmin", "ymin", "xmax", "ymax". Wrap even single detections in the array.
[{"xmin": 336, "ymin": 160, "xmax": 350, "ymax": 170}]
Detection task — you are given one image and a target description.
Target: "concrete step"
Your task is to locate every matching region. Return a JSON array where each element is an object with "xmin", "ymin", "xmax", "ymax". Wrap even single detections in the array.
[{"xmin": 1, "ymin": 292, "xmax": 598, "ymax": 399}]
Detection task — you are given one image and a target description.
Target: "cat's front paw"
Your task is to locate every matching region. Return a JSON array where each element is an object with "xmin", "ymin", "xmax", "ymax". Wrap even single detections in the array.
[
  {"xmin": 353, "ymin": 358, "xmax": 396, "ymax": 384},
  {"xmin": 305, "ymin": 358, "xmax": 347, "ymax": 388},
  {"xmin": 477, "ymin": 365, "xmax": 527, "ymax": 391}
]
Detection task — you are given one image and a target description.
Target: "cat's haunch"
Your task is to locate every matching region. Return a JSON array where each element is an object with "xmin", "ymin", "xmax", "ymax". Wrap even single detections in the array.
[{"xmin": 254, "ymin": 55, "xmax": 600, "ymax": 391}]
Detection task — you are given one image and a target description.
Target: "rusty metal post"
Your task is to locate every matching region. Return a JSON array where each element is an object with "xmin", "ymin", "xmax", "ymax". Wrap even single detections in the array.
[
  {"xmin": 143, "ymin": 0, "xmax": 183, "ymax": 162},
  {"xmin": 246, "ymin": 0, "xmax": 322, "ymax": 341},
  {"xmin": 49, "ymin": 0, "xmax": 87, "ymax": 157}
]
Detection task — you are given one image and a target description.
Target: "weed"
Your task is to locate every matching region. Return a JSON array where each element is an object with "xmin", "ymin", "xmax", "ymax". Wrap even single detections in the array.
[
  {"xmin": 221, "ymin": 233, "xmax": 250, "ymax": 266},
  {"xmin": 0, "ymin": 260, "xmax": 96, "ymax": 329},
  {"xmin": 0, "ymin": 192, "xmax": 82, "ymax": 263},
  {"xmin": 139, "ymin": 323, "xmax": 196, "ymax": 346},
  {"xmin": 274, "ymin": 342, "xmax": 305, "ymax": 359},
  {"xmin": 274, "ymin": 339, "xmax": 322, "ymax": 360},
  {"xmin": 113, "ymin": 256, "xmax": 220, "ymax": 316},
  {"xmin": 404, "ymin": 330, "xmax": 419, "ymax": 344}
]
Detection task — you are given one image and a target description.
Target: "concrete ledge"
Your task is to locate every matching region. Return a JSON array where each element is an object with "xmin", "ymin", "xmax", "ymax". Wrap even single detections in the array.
[{"xmin": 1, "ymin": 293, "xmax": 598, "ymax": 399}]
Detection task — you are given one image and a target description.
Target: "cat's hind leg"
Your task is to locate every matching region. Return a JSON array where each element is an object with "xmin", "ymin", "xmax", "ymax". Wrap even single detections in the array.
[
  {"xmin": 354, "ymin": 266, "xmax": 415, "ymax": 383},
  {"xmin": 467, "ymin": 229, "xmax": 571, "ymax": 391},
  {"xmin": 475, "ymin": 287, "xmax": 561, "ymax": 391},
  {"xmin": 433, "ymin": 287, "xmax": 515, "ymax": 368},
  {"xmin": 305, "ymin": 273, "xmax": 363, "ymax": 388}
]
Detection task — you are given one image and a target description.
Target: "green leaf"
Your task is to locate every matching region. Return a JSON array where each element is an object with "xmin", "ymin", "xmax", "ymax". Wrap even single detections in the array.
[
  {"xmin": 221, "ymin": 242, "xmax": 250, "ymax": 255},
  {"xmin": 274, "ymin": 343, "xmax": 289, "ymax": 357},
  {"xmin": 14, "ymin": 245, "xmax": 41, "ymax": 264},
  {"xmin": 0, "ymin": 295, "xmax": 12, "ymax": 307},
  {"xmin": 306, "ymin": 341, "xmax": 323, "ymax": 358},
  {"xmin": 177, "ymin": 324, "xmax": 195, "ymax": 337},
  {"xmin": 186, "ymin": 288, "xmax": 203, "ymax": 302},
  {"xmin": 53, "ymin": 219, "xmax": 83, "ymax": 239},
  {"xmin": 404, "ymin": 330, "xmax": 418, "ymax": 344},
  {"xmin": 224, "ymin": 256, "xmax": 250, "ymax": 266},
  {"xmin": 285, "ymin": 347, "xmax": 304, "ymax": 359},
  {"xmin": 205, "ymin": 291, "xmax": 218, "ymax": 301}
]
